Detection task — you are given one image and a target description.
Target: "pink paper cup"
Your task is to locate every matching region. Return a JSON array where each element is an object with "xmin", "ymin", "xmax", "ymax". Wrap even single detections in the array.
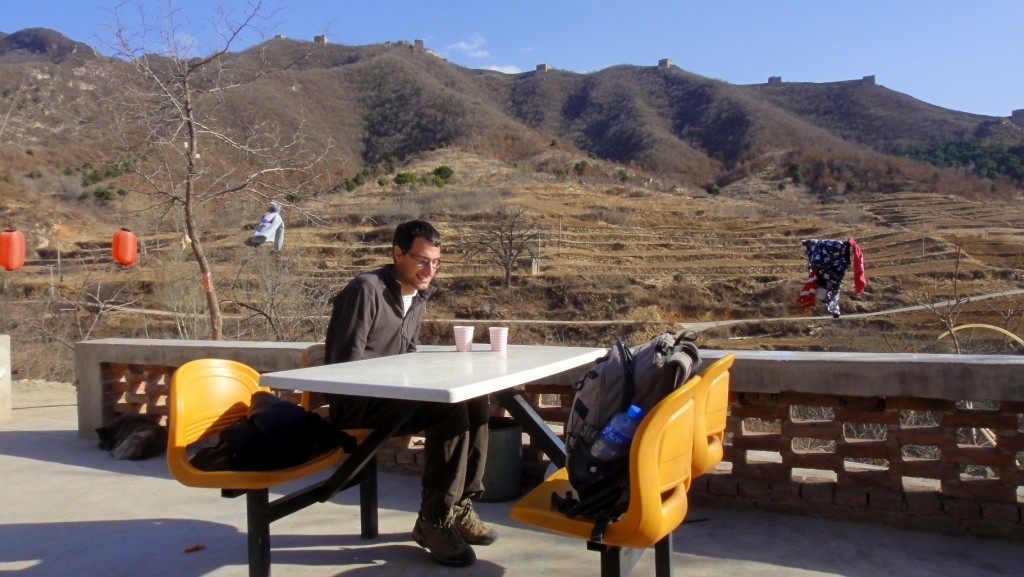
[
  {"xmin": 489, "ymin": 326, "xmax": 509, "ymax": 352},
  {"xmin": 453, "ymin": 326, "xmax": 474, "ymax": 352}
]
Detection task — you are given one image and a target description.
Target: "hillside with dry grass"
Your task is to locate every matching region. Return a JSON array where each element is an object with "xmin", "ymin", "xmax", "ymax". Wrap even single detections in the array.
[{"xmin": 1, "ymin": 29, "xmax": 1023, "ymax": 381}]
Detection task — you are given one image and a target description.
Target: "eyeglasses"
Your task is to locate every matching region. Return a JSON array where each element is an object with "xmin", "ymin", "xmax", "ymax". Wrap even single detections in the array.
[{"xmin": 404, "ymin": 252, "xmax": 442, "ymax": 270}]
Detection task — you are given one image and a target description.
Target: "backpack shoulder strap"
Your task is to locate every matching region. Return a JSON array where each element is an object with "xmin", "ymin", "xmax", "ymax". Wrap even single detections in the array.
[
  {"xmin": 550, "ymin": 492, "xmax": 617, "ymax": 543},
  {"xmin": 590, "ymin": 512, "xmax": 612, "ymax": 543},
  {"xmin": 618, "ymin": 338, "xmax": 637, "ymax": 410}
]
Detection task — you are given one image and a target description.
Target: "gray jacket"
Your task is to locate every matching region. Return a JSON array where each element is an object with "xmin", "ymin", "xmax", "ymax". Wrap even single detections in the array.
[{"xmin": 323, "ymin": 264, "xmax": 434, "ymax": 364}]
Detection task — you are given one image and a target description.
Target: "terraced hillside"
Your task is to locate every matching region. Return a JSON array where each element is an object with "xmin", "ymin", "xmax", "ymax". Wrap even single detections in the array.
[{"xmin": 5, "ymin": 151, "xmax": 1024, "ymax": 380}]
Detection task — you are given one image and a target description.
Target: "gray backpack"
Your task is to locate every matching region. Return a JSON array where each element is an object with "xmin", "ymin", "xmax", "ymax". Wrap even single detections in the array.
[{"xmin": 556, "ymin": 330, "xmax": 701, "ymax": 540}]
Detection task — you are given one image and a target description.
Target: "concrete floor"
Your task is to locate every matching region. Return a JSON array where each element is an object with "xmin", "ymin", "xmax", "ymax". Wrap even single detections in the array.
[{"xmin": 1, "ymin": 380, "xmax": 1022, "ymax": 577}]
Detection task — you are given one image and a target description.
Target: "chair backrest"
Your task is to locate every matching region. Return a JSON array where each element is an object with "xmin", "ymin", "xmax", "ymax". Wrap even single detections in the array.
[
  {"xmin": 301, "ymin": 342, "xmax": 326, "ymax": 367},
  {"xmin": 167, "ymin": 358, "xmax": 266, "ymax": 485},
  {"xmin": 692, "ymin": 353, "xmax": 734, "ymax": 476},
  {"xmin": 299, "ymin": 343, "xmax": 327, "ymax": 411},
  {"xmin": 605, "ymin": 374, "xmax": 700, "ymax": 548}
]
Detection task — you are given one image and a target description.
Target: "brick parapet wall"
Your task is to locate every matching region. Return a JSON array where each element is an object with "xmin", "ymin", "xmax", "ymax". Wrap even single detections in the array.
[
  {"xmin": 74, "ymin": 341, "xmax": 1024, "ymax": 541},
  {"xmin": 689, "ymin": 389, "xmax": 1023, "ymax": 540}
]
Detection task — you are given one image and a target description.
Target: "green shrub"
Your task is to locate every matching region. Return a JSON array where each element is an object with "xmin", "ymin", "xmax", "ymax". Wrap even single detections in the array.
[
  {"xmin": 573, "ymin": 161, "xmax": 588, "ymax": 176},
  {"xmin": 26, "ymin": 168, "xmax": 42, "ymax": 179},
  {"xmin": 393, "ymin": 172, "xmax": 417, "ymax": 185},
  {"xmin": 92, "ymin": 186, "xmax": 118, "ymax": 200},
  {"xmin": 896, "ymin": 139, "xmax": 1024, "ymax": 183},
  {"xmin": 431, "ymin": 175, "xmax": 446, "ymax": 187},
  {"xmin": 432, "ymin": 165, "xmax": 454, "ymax": 181},
  {"xmin": 705, "ymin": 183, "xmax": 721, "ymax": 195},
  {"xmin": 789, "ymin": 163, "xmax": 804, "ymax": 184},
  {"xmin": 81, "ymin": 159, "xmax": 133, "ymax": 186},
  {"xmin": 618, "ymin": 169, "xmax": 630, "ymax": 182},
  {"xmin": 377, "ymin": 176, "xmax": 389, "ymax": 186}
]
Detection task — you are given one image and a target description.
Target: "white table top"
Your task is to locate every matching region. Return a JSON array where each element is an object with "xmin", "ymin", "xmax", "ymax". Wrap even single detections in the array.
[{"xmin": 259, "ymin": 344, "xmax": 606, "ymax": 403}]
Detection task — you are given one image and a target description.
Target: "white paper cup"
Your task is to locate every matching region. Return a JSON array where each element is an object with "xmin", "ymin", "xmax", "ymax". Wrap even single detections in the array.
[
  {"xmin": 489, "ymin": 326, "xmax": 509, "ymax": 352},
  {"xmin": 454, "ymin": 326, "xmax": 475, "ymax": 352}
]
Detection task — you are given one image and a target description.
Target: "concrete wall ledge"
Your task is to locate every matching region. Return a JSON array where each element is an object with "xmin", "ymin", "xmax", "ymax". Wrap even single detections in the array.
[
  {"xmin": 74, "ymin": 338, "xmax": 315, "ymax": 438},
  {"xmin": 700, "ymin": 349, "xmax": 1024, "ymax": 401}
]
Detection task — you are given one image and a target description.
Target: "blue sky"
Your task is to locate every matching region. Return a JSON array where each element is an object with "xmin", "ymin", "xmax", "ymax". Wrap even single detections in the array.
[{"xmin": 4, "ymin": 0, "xmax": 1022, "ymax": 117}]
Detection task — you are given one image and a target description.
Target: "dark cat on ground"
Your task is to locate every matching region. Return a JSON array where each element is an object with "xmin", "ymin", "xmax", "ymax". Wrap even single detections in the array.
[{"xmin": 96, "ymin": 413, "xmax": 168, "ymax": 460}]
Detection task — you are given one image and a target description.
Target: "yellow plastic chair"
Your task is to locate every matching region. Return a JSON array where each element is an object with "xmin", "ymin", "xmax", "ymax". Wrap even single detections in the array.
[
  {"xmin": 692, "ymin": 353, "xmax": 734, "ymax": 476},
  {"xmin": 510, "ymin": 374, "xmax": 701, "ymax": 577},
  {"xmin": 168, "ymin": 358, "xmax": 350, "ymax": 577}
]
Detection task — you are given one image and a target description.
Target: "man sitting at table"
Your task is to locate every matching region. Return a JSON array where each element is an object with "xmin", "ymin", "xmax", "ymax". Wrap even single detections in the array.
[{"xmin": 323, "ymin": 219, "xmax": 495, "ymax": 567}]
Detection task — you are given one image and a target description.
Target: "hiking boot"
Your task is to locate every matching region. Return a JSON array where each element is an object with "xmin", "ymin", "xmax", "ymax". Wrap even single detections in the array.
[
  {"xmin": 452, "ymin": 500, "xmax": 499, "ymax": 545},
  {"xmin": 412, "ymin": 516, "xmax": 476, "ymax": 567}
]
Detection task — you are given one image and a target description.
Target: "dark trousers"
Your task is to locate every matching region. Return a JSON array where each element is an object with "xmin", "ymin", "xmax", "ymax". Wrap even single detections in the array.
[{"xmin": 328, "ymin": 394, "xmax": 489, "ymax": 522}]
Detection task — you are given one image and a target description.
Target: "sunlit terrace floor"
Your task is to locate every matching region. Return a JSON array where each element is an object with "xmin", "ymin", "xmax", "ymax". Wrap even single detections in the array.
[{"xmin": 1, "ymin": 381, "xmax": 1021, "ymax": 577}]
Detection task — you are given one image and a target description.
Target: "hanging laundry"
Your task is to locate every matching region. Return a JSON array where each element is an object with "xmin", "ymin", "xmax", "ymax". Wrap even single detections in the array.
[
  {"xmin": 798, "ymin": 238, "xmax": 866, "ymax": 318},
  {"xmin": 848, "ymin": 238, "xmax": 866, "ymax": 294},
  {"xmin": 797, "ymin": 270, "xmax": 820, "ymax": 309},
  {"xmin": 244, "ymin": 202, "xmax": 284, "ymax": 250}
]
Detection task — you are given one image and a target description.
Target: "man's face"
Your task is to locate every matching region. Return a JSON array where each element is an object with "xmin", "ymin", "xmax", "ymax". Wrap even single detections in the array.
[{"xmin": 393, "ymin": 236, "xmax": 441, "ymax": 294}]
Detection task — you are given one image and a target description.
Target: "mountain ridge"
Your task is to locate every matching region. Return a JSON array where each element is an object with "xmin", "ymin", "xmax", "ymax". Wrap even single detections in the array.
[{"xmin": 2, "ymin": 27, "xmax": 1021, "ymax": 194}]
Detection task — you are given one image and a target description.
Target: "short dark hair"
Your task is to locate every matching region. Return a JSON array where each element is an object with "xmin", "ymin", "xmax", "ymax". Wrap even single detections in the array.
[{"xmin": 393, "ymin": 220, "xmax": 441, "ymax": 252}]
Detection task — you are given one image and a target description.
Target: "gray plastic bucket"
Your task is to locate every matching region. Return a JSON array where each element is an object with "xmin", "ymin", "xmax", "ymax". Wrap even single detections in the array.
[{"xmin": 479, "ymin": 416, "xmax": 523, "ymax": 502}]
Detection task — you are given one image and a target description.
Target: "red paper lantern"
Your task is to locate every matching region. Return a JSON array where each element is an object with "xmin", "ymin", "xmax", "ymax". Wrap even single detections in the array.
[
  {"xmin": 0, "ymin": 227, "xmax": 26, "ymax": 271},
  {"xmin": 112, "ymin": 228, "xmax": 137, "ymax": 266}
]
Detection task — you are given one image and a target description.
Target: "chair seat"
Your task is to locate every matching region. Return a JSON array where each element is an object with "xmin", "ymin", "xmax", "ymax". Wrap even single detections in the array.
[
  {"xmin": 510, "ymin": 467, "xmax": 614, "ymax": 541},
  {"xmin": 173, "ymin": 446, "xmax": 346, "ymax": 490},
  {"xmin": 172, "ymin": 429, "xmax": 373, "ymax": 490}
]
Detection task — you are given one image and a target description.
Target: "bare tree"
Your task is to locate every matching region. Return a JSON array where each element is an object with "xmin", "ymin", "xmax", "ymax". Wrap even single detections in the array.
[
  {"xmin": 104, "ymin": 1, "xmax": 330, "ymax": 339},
  {"xmin": 20, "ymin": 267, "xmax": 140, "ymax": 380},
  {"xmin": 469, "ymin": 205, "xmax": 540, "ymax": 288},
  {"xmin": 224, "ymin": 245, "xmax": 334, "ymax": 341},
  {"xmin": 913, "ymin": 245, "xmax": 969, "ymax": 353},
  {"xmin": 983, "ymin": 293, "xmax": 1024, "ymax": 353}
]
